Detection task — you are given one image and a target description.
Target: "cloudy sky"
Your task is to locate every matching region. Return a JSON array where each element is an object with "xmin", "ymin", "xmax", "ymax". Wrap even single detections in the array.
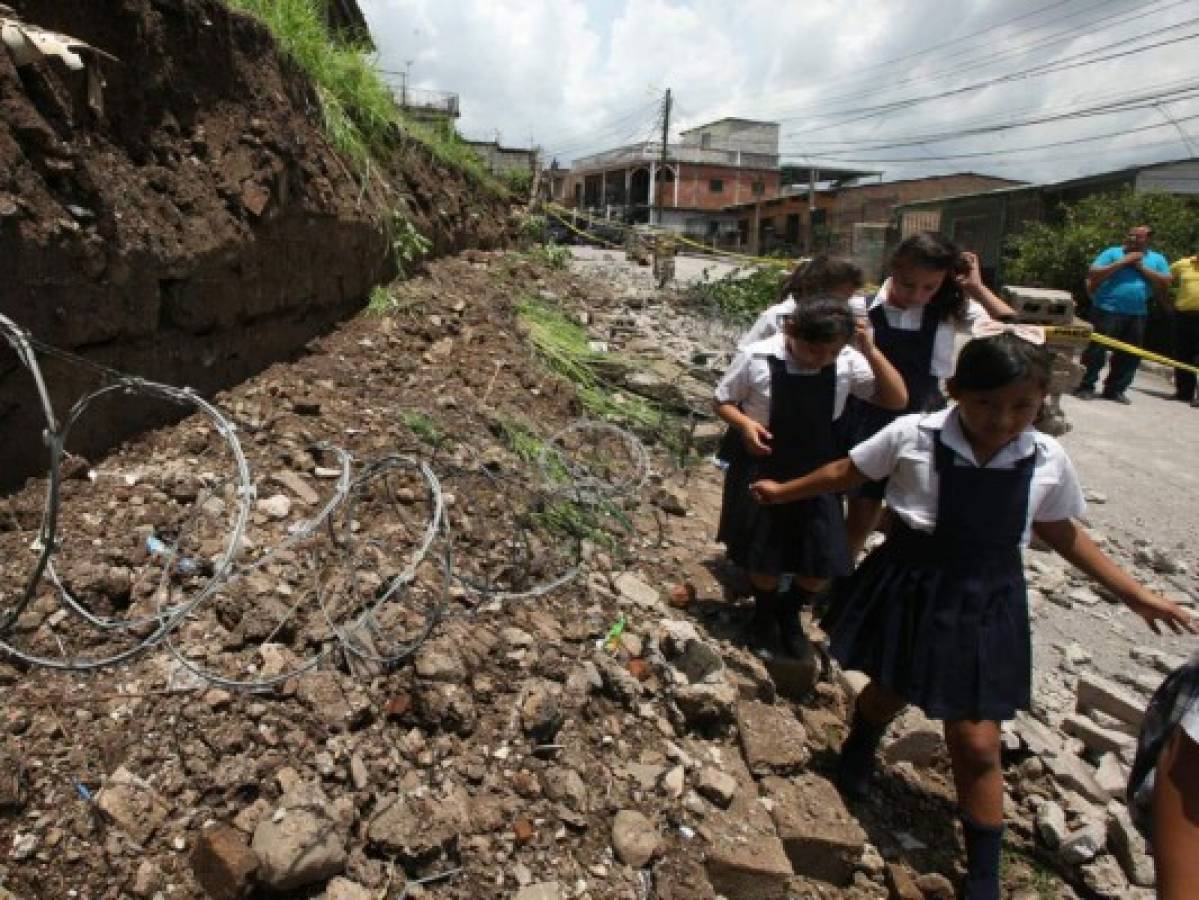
[{"xmin": 360, "ymin": 0, "xmax": 1199, "ymax": 185}]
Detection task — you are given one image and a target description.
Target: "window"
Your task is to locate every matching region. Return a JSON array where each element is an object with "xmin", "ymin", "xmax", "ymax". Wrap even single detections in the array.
[
  {"xmin": 709, "ymin": 179, "xmax": 724, "ymax": 193},
  {"xmin": 752, "ymin": 180, "xmax": 765, "ymax": 196}
]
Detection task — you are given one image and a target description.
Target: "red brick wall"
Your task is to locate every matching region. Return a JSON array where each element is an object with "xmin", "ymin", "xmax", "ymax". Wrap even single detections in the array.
[{"xmin": 659, "ymin": 164, "xmax": 780, "ymax": 211}]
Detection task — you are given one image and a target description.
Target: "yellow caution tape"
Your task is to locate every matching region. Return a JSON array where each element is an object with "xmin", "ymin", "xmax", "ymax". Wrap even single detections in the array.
[
  {"xmin": 547, "ymin": 209, "xmax": 623, "ymax": 250},
  {"xmin": 1044, "ymin": 326, "xmax": 1199, "ymax": 378}
]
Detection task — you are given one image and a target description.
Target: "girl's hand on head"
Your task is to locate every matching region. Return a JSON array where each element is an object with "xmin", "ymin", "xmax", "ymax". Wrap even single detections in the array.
[
  {"xmin": 740, "ymin": 421, "xmax": 773, "ymax": 456},
  {"xmin": 1126, "ymin": 589, "xmax": 1198, "ymax": 636},
  {"xmin": 749, "ymin": 479, "xmax": 784, "ymax": 505},
  {"xmin": 852, "ymin": 316, "xmax": 874, "ymax": 354},
  {"xmin": 955, "ymin": 251, "xmax": 985, "ymax": 293}
]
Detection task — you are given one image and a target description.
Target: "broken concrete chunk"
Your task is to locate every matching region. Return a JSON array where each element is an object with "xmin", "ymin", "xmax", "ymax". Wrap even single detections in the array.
[
  {"xmin": 735, "ymin": 701, "xmax": 807, "ymax": 774},
  {"xmin": 762, "ymin": 774, "xmax": 865, "ymax": 886},
  {"xmin": 96, "ymin": 766, "xmax": 169, "ymax": 846},
  {"xmin": 191, "ymin": 824, "xmax": 259, "ymax": 900},
  {"xmin": 1076, "ymin": 673, "xmax": 1146, "ymax": 729},
  {"xmin": 611, "ymin": 809, "xmax": 659, "ymax": 868}
]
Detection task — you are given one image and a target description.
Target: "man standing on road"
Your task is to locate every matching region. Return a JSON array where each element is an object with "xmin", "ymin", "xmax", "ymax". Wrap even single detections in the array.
[
  {"xmin": 1075, "ymin": 225, "xmax": 1173, "ymax": 404},
  {"xmin": 1169, "ymin": 250, "xmax": 1199, "ymax": 405}
]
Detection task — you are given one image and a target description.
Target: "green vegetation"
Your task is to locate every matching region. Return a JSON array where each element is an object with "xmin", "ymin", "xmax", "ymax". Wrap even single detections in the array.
[
  {"xmin": 390, "ymin": 211, "xmax": 433, "ymax": 276},
  {"xmin": 515, "ymin": 295, "xmax": 684, "ymax": 447},
  {"xmin": 367, "ymin": 284, "xmax": 394, "ymax": 314},
  {"xmin": 518, "ymin": 212, "xmax": 549, "ymax": 244},
  {"xmin": 226, "ymin": 0, "xmax": 395, "ymax": 173},
  {"xmin": 1005, "ymin": 188, "xmax": 1199, "ymax": 298},
  {"xmin": 528, "ymin": 495, "xmax": 631, "ymax": 553},
  {"xmin": 226, "ymin": 0, "xmax": 507, "ymax": 195},
  {"xmin": 398, "ymin": 410, "xmax": 449, "ymax": 449},
  {"xmin": 687, "ymin": 265, "xmax": 787, "ymax": 325},
  {"xmin": 501, "ymin": 167, "xmax": 535, "ymax": 197}
]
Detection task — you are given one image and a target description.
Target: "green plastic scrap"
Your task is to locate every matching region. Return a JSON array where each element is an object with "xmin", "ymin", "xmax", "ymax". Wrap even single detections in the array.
[{"xmin": 603, "ymin": 614, "xmax": 628, "ymax": 652}]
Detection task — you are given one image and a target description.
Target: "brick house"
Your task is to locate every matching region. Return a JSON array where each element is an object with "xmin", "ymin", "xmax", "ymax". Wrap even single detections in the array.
[{"xmin": 561, "ymin": 118, "xmax": 784, "ymax": 240}]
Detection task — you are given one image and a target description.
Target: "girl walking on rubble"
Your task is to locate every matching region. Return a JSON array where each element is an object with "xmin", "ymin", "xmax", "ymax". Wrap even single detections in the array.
[
  {"xmin": 750, "ymin": 327, "xmax": 1195, "ymax": 900},
  {"xmin": 841, "ymin": 233, "xmax": 1015, "ymax": 561},
  {"xmin": 714, "ymin": 298, "xmax": 906, "ymax": 666}
]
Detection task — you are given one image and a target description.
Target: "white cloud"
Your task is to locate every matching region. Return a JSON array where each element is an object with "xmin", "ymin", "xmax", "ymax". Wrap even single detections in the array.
[{"xmin": 359, "ymin": 0, "xmax": 1199, "ymax": 184}]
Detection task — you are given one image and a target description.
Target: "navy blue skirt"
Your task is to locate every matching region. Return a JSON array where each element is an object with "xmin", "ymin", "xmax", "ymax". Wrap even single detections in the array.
[
  {"xmin": 717, "ymin": 453, "xmax": 850, "ymax": 579},
  {"xmin": 823, "ymin": 526, "xmax": 1032, "ymax": 721}
]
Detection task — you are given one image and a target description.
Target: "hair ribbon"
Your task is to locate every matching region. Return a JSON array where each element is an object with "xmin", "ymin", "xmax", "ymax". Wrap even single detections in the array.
[{"xmin": 971, "ymin": 320, "xmax": 1046, "ymax": 345}]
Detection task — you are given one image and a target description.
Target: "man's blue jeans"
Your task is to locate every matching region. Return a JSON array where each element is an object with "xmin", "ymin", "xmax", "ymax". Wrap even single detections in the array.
[{"xmin": 1080, "ymin": 308, "xmax": 1146, "ymax": 396}]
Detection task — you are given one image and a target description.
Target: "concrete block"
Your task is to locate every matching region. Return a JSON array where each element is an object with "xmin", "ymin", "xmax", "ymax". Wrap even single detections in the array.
[{"xmin": 762, "ymin": 774, "xmax": 866, "ymax": 886}]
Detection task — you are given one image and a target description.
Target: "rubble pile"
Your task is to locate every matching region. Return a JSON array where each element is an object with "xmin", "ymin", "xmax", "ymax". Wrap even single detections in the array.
[{"xmin": 0, "ymin": 249, "xmax": 1195, "ymax": 898}]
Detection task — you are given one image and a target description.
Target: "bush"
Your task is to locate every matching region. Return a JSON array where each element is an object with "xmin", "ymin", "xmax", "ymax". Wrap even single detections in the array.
[
  {"xmin": 687, "ymin": 266, "xmax": 788, "ymax": 325},
  {"xmin": 1005, "ymin": 188, "xmax": 1199, "ymax": 298}
]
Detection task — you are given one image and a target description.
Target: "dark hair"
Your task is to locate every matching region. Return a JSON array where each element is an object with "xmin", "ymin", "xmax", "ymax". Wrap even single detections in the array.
[
  {"xmin": 950, "ymin": 332, "xmax": 1052, "ymax": 392},
  {"xmin": 778, "ymin": 255, "xmax": 864, "ymax": 302},
  {"xmin": 784, "ymin": 296, "xmax": 854, "ymax": 345},
  {"xmin": 890, "ymin": 231, "xmax": 969, "ymax": 323}
]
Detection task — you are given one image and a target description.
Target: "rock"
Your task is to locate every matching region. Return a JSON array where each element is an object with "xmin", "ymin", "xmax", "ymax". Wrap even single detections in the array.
[
  {"xmin": 613, "ymin": 572, "xmax": 661, "ymax": 609},
  {"xmin": 1095, "ymin": 753, "xmax": 1128, "ymax": 796},
  {"xmin": 1059, "ymin": 820, "xmax": 1106, "ymax": 865},
  {"xmin": 514, "ymin": 884, "xmax": 561, "ymax": 900},
  {"xmin": 704, "ymin": 784, "xmax": 794, "ymax": 899},
  {"xmin": 0, "ymin": 751, "xmax": 27, "ymax": 811},
  {"xmin": 542, "ymin": 768, "xmax": 589, "ymax": 812},
  {"xmin": 667, "ymin": 582, "xmax": 696, "ymax": 609},
  {"xmin": 675, "ymin": 681, "xmax": 738, "ymax": 731},
  {"xmin": 1045, "ymin": 750, "xmax": 1111, "ymax": 804},
  {"xmin": 414, "ymin": 640, "xmax": 466, "ymax": 682},
  {"xmin": 368, "ymin": 792, "xmax": 470, "ymax": 862},
  {"xmin": 191, "ymin": 824, "xmax": 259, "ymax": 900},
  {"xmin": 884, "ymin": 725, "xmax": 944, "ymax": 768},
  {"xmin": 1011, "ymin": 712, "xmax": 1066, "ymax": 757},
  {"xmin": 271, "ymin": 470, "xmax": 320, "ymax": 505},
  {"xmin": 256, "ymin": 493, "xmax": 292, "ymax": 520},
  {"xmin": 597, "ymin": 655, "xmax": 645, "ymax": 707},
  {"xmin": 914, "ymin": 872, "xmax": 955, "ymax": 899},
  {"xmin": 96, "ymin": 766, "xmax": 169, "ymax": 845},
  {"xmin": 660, "ymin": 765, "xmax": 685, "ymax": 799},
  {"xmin": 736, "ymin": 702, "xmax": 808, "ymax": 773},
  {"xmin": 1062, "ymin": 714, "xmax": 1137, "ymax": 757},
  {"xmin": 521, "ymin": 682, "xmax": 565, "ymax": 744},
  {"xmin": 1107, "ymin": 802, "xmax": 1155, "ymax": 887},
  {"xmin": 1076, "ymin": 674, "xmax": 1146, "ymax": 729},
  {"xmin": 513, "ymin": 817, "xmax": 537, "ymax": 845},
  {"xmin": 296, "ymin": 671, "xmax": 357, "ymax": 731},
  {"xmin": 611, "ymin": 810, "xmax": 660, "ymax": 868},
  {"xmin": 1035, "ymin": 801, "xmax": 1068, "ymax": 849},
  {"xmin": 763, "ymin": 774, "xmax": 866, "ymax": 886},
  {"xmin": 1080, "ymin": 854, "xmax": 1131, "ymax": 899},
  {"xmin": 252, "ymin": 802, "xmax": 347, "ymax": 891},
  {"xmin": 886, "ymin": 863, "xmax": 923, "ymax": 900},
  {"xmin": 324, "ymin": 878, "xmax": 375, "ymax": 900},
  {"xmin": 696, "ymin": 768, "xmax": 738, "ymax": 808},
  {"xmin": 652, "ymin": 486, "xmax": 688, "ymax": 516}
]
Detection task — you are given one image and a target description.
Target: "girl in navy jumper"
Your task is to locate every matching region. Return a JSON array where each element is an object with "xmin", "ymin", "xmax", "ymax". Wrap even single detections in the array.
[
  {"xmin": 715, "ymin": 299, "xmax": 907, "ymax": 664},
  {"xmin": 843, "ymin": 233, "xmax": 1015, "ymax": 561},
  {"xmin": 751, "ymin": 328, "xmax": 1195, "ymax": 900}
]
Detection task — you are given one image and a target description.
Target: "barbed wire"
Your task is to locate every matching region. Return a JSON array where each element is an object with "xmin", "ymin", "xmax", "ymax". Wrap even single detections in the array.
[{"xmin": 0, "ymin": 314, "xmax": 650, "ymax": 690}]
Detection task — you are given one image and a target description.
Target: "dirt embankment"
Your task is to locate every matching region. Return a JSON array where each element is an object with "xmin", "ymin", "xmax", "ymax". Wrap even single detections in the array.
[{"xmin": 0, "ymin": 0, "xmax": 510, "ymax": 490}]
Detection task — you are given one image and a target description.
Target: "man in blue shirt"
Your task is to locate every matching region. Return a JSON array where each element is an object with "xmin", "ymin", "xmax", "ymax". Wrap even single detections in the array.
[{"xmin": 1075, "ymin": 225, "xmax": 1172, "ymax": 404}]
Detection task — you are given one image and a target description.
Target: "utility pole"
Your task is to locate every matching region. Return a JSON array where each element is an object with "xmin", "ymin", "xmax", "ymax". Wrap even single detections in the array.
[{"xmin": 655, "ymin": 88, "xmax": 671, "ymax": 227}]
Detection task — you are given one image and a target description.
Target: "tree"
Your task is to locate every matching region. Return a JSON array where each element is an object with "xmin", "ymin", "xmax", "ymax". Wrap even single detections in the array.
[{"xmin": 1004, "ymin": 188, "xmax": 1199, "ymax": 300}]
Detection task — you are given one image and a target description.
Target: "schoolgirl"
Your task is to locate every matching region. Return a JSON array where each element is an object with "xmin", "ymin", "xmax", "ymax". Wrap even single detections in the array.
[
  {"xmin": 750, "ymin": 327, "xmax": 1195, "ymax": 900},
  {"xmin": 738, "ymin": 255, "xmax": 864, "ymax": 349},
  {"xmin": 714, "ymin": 298, "xmax": 906, "ymax": 662},
  {"xmin": 842, "ymin": 232, "xmax": 1015, "ymax": 560}
]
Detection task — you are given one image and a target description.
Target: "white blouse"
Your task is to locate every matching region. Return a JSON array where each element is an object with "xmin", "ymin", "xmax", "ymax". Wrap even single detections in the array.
[
  {"xmin": 849, "ymin": 407, "xmax": 1087, "ymax": 547},
  {"xmin": 849, "ymin": 279, "xmax": 991, "ymax": 377},
  {"xmin": 715, "ymin": 334, "xmax": 877, "ymax": 425}
]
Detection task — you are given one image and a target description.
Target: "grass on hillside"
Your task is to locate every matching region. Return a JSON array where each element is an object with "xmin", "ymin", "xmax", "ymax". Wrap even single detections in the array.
[
  {"xmin": 226, "ymin": 0, "xmax": 506, "ymax": 195},
  {"xmin": 515, "ymin": 295, "xmax": 686, "ymax": 449}
]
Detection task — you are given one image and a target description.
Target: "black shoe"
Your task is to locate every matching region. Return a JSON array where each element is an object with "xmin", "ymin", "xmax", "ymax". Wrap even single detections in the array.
[
  {"xmin": 744, "ymin": 592, "xmax": 781, "ymax": 659},
  {"xmin": 1103, "ymin": 391, "xmax": 1132, "ymax": 405},
  {"xmin": 774, "ymin": 602, "xmax": 810, "ymax": 660},
  {"xmin": 1073, "ymin": 386, "xmax": 1097, "ymax": 400}
]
